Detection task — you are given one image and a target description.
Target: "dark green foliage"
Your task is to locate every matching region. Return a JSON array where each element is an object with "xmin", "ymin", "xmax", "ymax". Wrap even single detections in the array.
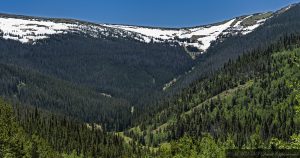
[
  {"xmin": 0, "ymin": 32, "xmax": 193, "ymax": 104},
  {"xmin": 0, "ymin": 98, "xmax": 151, "ymax": 158},
  {"xmin": 14, "ymin": 105, "xmax": 144, "ymax": 158},
  {"xmin": 0, "ymin": 99, "xmax": 61, "ymax": 158},
  {"xmin": 0, "ymin": 63, "xmax": 131, "ymax": 130},
  {"xmin": 0, "ymin": 31, "xmax": 193, "ymax": 131}
]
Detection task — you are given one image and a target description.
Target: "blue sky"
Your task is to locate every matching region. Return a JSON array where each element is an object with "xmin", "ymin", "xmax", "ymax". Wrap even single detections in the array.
[{"xmin": 0, "ymin": 0, "xmax": 299, "ymax": 27}]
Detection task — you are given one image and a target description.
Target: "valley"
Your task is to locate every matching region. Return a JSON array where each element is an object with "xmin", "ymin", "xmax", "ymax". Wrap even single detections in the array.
[{"xmin": 0, "ymin": 2, "xmax": 300, "ymax": 158}]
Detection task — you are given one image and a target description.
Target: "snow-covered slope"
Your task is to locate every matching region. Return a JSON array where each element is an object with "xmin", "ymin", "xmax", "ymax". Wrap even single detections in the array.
[
  {"xmin": 0, "ymin": 17, "xmax": 74, "ymax": 43},
  {"xmin": 105, "ymin": 12, "xmax": 272, "ymax": 58},
  {"xmin": 0, "ymin": 14, "xmax": 144, "ymax": 44},
  {"xmin": 104, "ymin": 19, "xmax": 235, "ymax": 53},
  {"xmin": 0, "ymin": 12, "xmax": 274, "ymax": 58}
]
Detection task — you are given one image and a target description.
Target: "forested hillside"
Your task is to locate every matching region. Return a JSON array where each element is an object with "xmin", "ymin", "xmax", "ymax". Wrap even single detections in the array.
[
  {"xmin": 0, "ymin": 99, "xmax": 60, "ymax": 157},
  {"xmin": 0, "ymin": 33, "xmax": 193, "ymax": 130},
  {"xmin": 169, "ymin": 3, "xmax": 300, "ymax": 93},
  {"xmin": 135, "ymin": 3, "xmax": 300, "ymax": 129},
  {"xmin": 0, "ymin": 63, "xmax": 132, "ymax": 130},
  {"xmin": 123, "ymin": 34, "xmax": 300, "ymax": 157},
  {"xmin": 0, "ymin": 33, "xmax": 192, "ymax": 104},
  {"xmin": 3, "ymin": 33, "xmax": 298, "ymax": 158},
  {"xmin": 0, "ymin": 98, "xmax": 155, "ymax": 157}
]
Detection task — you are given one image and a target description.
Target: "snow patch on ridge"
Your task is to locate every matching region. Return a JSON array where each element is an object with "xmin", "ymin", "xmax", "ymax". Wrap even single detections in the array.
[
  {"xmin": 104, "ymin": 16, "xmax": 268, "ymax": 58},
  {"xmin": 223, "ymin": 14, "xmax": 270, "ymax": 36},
  {"xmin": 240, "ymin": 18, "xmax": 268, "ymax": 35},
  {"xmin": 0, "ymin": 17, "xmax": 73, "ymax": 43},
  {"xmin": 104, "ymin": 19, "xmax": 236, "ymax": 56},
  {"xmin": 0, "ymin": 17, "xmax": 132, "ymax": 43},
  {"xmin": 0, "ymin": 13, "xmax": 271, "ymax": 59}
]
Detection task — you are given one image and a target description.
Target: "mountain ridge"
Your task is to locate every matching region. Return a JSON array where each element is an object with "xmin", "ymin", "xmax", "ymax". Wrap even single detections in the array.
[{"xmin": 0, "ymin": 8, "xmax": 281, "ymax": 58}]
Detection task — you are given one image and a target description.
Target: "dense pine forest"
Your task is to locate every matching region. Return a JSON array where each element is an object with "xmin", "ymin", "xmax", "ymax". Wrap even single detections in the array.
[
  {"xmin": 126, "ymin": 34, "xmax": 300, "ymax": 157},
  {"xmin": 0, "ymin": 33, "xmax": 192, "ymax": 131},
  {"xmin": 1, "ymin": 34, "xmax": 300, "ymax": 157}
]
